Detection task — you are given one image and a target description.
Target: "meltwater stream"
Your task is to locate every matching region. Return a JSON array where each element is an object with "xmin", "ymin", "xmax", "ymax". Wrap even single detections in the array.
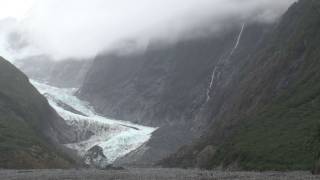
[{"xmin": 31, "ymin": 80, "xmax": 156, "ymax": 167}]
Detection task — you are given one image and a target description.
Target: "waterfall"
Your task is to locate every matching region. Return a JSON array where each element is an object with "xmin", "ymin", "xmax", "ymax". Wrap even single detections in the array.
[
  {"xmin": 227, "ymin": 23, "xmax": 245, "ymax": 60},
  {"xmin": 206, "ymin": 67, "xmax": 217, "ymax": 102},
  {"xmin": 206, "ymin": 23, "xmax": 245, "ymax": 102}
]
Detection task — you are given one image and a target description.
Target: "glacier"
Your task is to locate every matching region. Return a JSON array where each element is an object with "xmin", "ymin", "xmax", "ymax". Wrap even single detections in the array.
[{"xmin": 31, "ymin": 80, "xmax": 156, "ymax": 167}]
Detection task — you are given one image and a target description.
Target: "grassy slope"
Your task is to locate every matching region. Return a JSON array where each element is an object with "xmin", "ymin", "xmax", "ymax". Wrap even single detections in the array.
[
  {"xmin": 211, "ymin": 0, "xmax": 320, "ymax": 171},
  {"xmin": 0, "ymin": 57, "xmax": 72, "ymax": 169},
  {"xmin": 214, "ymin": 94, "xmax": 320, "ymax": 170}
]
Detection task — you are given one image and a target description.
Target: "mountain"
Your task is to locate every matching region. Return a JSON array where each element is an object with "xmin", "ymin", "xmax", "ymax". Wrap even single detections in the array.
[
  {"xmin": 15, "ymin": 56, "xmax": 92, "ymax": 88},
  {"xmin": 0, "ymin": 57, "xmax": 76, "ymax": 169},
  {"xmin": 77, "ymin": 0, "xmax": 320, "ymax": 171},
  {"xmin": 162, "ymin": 0, "xmax": 320, "ymax": 171},
  {"xmin": 78, "ymin": 21, "xmax": 270, "ymax": 165}
]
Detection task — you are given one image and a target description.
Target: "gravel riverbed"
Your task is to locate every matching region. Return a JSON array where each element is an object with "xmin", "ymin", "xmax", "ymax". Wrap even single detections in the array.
[{"xmin": 0, "ymin": 168, "xmax": 319, "ymax": 180}]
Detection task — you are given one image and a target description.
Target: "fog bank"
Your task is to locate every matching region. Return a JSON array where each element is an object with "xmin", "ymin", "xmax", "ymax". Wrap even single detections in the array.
[{"xmin": 0, "ymin": 0, "xmax": 297, "ymax": 60}]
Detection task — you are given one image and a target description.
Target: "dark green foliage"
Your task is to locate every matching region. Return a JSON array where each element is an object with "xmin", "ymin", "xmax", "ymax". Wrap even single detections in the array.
[
  {"xmin": 213, "ymin": 99, "xmax": 320, "ymax": 170},
  {"xmin": 162, "ymin": 0, "xmax": 320, "ymax": 171},
  {"xmin": 0, "ymin": 57, "xmax": 72, "ymax": 169},
  {"xmin": 210, "ymin": 0, "xmax": 320, "ymax": 171}
]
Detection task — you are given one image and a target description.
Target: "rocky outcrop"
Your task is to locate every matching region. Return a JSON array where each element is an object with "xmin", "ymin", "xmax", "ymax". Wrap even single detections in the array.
[{"xmin": 84, "ymin": 145, "xmax": 109, "ymax": 168}]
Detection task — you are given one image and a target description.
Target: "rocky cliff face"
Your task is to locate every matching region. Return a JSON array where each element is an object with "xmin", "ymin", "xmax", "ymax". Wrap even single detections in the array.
[
  {"xmin": 0, "ymin": 57, "xmax": 76, "ymax": 169},
  {"xmin": 79, "ymin": 24, "xmax": 268, "ymax": 128},
  {"xmin": 78, "ymin": 0, "xmax": 320, "ymax": 171},
  {"xmin": 162, "ymin": 0, "xmax": 320, "ymax": 171},
  {"xmin": 78, "ymin": 23, "xmax": 270, "ymax": 165}
]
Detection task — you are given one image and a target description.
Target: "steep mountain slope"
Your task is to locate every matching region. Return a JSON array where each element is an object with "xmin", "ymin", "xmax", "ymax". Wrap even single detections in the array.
[
  {"xmin": 0, "ymin": 57, "xmax": 75, "ymax": 169},
  {"xmin": 78, "ymin": 23, "xmax": 270, "ymax": 165},
  {"xmin": 78, "ymin": 0, "xmax": 320, "ymax": 170},
  {"xmin": 162, "ymin": 0, "xmax": 320, "ymax": 171},
  {"xmin": 79, "ymin": 25, "xmax": 267, "ymax": 127}
]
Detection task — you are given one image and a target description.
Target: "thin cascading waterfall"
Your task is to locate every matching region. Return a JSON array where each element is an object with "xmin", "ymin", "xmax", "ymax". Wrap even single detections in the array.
[
  {"xmin": 206, "ymin": 23, "xmax": 246, "ymax": 102},
  {"xmin": 206, "ymin": 55, "xmax": 223, "ymax": 102},
  {"xmin": 206, "ymin": 66, "xmax": 218, "ymax": 102},
  {"xmin": 227, "ymin": 23, "xmax": 246, "ymax": 60}
]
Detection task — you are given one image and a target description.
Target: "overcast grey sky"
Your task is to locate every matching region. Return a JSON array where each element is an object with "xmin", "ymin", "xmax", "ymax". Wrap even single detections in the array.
[{"xmin": 0, "ymin": 0, "xmax": 297, "ymax": 61}]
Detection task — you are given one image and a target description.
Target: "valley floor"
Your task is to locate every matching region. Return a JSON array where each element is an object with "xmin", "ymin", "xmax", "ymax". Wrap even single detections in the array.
[{"xmin": 0, "ymin": 168, "xmax": 318, "ymax": 180}]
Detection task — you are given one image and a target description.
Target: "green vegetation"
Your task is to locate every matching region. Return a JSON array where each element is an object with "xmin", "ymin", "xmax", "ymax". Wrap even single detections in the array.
[
  {"xmin": 210, "ymin": 0, "xmax": 320, "ymax": 171},
  {"xmin": 213, "ymin": 95, "xmax": 320, "ymax": 170},
  {"xmin": 162, "ymin": 0, "xmax": 320, "ymax": 172},
  {"xmin": 0, "ymin": 57, "xmax": 72, "ymax": 169}
]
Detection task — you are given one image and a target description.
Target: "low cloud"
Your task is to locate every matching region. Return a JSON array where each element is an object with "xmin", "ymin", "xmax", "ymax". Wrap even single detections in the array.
[{"xmin": 0, "ymin": 0, "xmax": 297, "ymax": 60}]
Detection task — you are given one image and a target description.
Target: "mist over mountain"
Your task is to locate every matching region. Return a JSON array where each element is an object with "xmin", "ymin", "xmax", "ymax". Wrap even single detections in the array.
[
  {"xmin": 0, "ymin": 0, "xmax": 296, "ymax": 60},
  {"xmin": 2, "ymin": 0, "xmax": 320, "ymax": 179}
]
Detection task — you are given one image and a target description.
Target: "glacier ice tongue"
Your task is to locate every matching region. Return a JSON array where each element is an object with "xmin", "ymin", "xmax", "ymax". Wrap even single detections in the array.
[{"xmin": 31, "ymin": 80, "xmax": 156, "ymax": 167}]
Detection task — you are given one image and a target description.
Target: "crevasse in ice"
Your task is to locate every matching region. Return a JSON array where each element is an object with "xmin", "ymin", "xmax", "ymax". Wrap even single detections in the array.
[{"xmin": 31, "ymin": 80, "xmax": 156, "ymax": 166}]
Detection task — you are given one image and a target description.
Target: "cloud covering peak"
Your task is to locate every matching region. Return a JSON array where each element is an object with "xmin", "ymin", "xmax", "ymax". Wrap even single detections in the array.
[{"xmin": 0, "ymin": 0, "xmax": 297, "ymax": 60}]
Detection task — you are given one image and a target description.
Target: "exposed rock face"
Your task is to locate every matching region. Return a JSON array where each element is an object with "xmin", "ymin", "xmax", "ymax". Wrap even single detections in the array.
[
  {"xmin": 114, "ymin": 124, "xmax": 195, "ymax": 167},
  {"xmin": 78, "ymin": 0, "xmax": 320, "ymax": 171},
  {"xmin": 162, "ymin": 0, "xmax": 320, "ymax": 171},
  {"xmin": 84, "ymin": 145, "xmax": 109, "ymax": 168},
  {"xmin": 78, "ymin": 23, "xmax": 269, "ymax": 165},
  {"xmin": 0, "ymin": 57, "xmax": 76, "ymax": 168}
]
